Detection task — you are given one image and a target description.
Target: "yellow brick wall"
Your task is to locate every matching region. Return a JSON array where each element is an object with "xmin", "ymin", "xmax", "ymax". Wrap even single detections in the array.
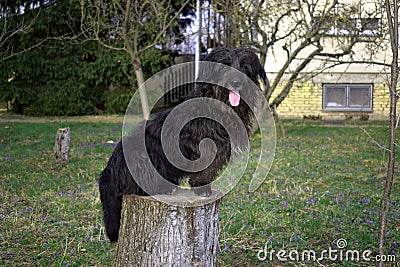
[
  {"xmin": 270, "ymin": 82, "xmax": 395, "ymax": 120},
  {"xmin": 373, "ymin": 84, "xmax": 391, "ymax": 120}
]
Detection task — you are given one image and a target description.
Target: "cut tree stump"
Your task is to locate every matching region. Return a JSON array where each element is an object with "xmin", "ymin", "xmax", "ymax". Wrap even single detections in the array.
[
  {"xmin": 55, "ymin": 127, "xmax": 70, "ymax": 163},
  {"xmin": 116, "ymin": 190, "xmax": 222, "ymax": 267}
]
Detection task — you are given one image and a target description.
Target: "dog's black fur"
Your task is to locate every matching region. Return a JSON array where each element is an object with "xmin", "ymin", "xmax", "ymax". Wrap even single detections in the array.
[{"xmin": 99, "ymin": 47, "xmax": 267, "ymax": 242}]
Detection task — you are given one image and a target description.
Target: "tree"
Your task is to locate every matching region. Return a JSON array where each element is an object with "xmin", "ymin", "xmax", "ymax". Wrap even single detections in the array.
[
  {"xmin": 80, "ymin": 0, "xmax": 192, "ymax": 118},
  {"xmin": 0, "ymin": 1, "xmax": 86, "ymax": 114},
  {"xmin": 378, "ymin": 0, "xmax": 398, "ymax": 265},
  {"xmin": 201, "ymin": 0, "xmax": 380, "ymax": 118},
  {"xmin": 0, "ymin": 3, "xmax": 41, "ymax": 62},
  {"xmin": 0, "ymin": 0, "xmax": 132, "ymax": 115},
  {"xmin": 201, "ymin": 1, "xmax": 399, "ymax": 258},
  {"xmin": 0, "ymin": 0, "xmax": 187, "ymax": 115}
]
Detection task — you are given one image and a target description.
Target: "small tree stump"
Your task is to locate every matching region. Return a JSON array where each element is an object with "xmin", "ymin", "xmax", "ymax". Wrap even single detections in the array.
[
  {"xmin": 55, "ymin": 127, "xmax": 70, "ymax": 163},
  {"xmin": 116, "ymin": 190, "xmax": 222, "ymax": 267}
]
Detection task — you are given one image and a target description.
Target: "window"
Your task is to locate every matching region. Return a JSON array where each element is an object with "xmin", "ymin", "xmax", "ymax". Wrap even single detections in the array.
[
  {"xmin": 317, "ymin": 17, "xmax": 381, "ymax": 37},
  {"xmin": 359, "ymin": 18, "xmax": 381, "ymax": 36},
  {"xmin": 313, "ymin": 1, "xmax": 381, "ymax": 37},
  {"xmin": 323, "ymin": 84, "xmax": 373, "ymax": 111}
]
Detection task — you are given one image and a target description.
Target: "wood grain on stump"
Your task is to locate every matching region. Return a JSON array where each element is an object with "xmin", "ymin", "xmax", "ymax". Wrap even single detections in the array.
[{"xmin": 116, "ymin": 190, "xmax": 222, "ymax": 267}]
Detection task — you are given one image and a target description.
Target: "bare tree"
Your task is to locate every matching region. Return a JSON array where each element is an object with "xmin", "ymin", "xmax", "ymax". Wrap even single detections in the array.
[
  {"xmin": 0, "ymin": 3, "xmax": 45, "ymax": 62},
  {"xmin": 80, "ymin": 0, "xmax": 190, "ymax": 118},
  {"xmin": 378, "ymin": 0, "xmax": 398, "ymax": 265},
  {"xmin": 204, "ymin": 1, "xmax": 380, "ymax": 115}
]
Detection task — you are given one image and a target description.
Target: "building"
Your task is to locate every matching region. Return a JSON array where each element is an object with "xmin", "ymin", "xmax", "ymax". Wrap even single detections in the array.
[{"xmin": 263, "ymin": 0, "xmax": 396, "ymax": 120}]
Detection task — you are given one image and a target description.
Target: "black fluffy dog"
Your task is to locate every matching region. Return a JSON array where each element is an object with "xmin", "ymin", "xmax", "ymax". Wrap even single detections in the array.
[{"xmin": 99, "ymin": 47, "xmax": 268, "ymax": 242}]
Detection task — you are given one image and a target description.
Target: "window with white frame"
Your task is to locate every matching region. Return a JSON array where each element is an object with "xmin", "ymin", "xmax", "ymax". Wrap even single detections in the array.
[
  {"xmin": 323, "ymin": 84, "xmax": 373, "ymax": 111},
  {"xmin": 318, "ymin": 17, "xmax": 381, "ymax": 37},
  {"xmin": 314, "ymin": 1, "xmax": 381, "ymax": 37}
]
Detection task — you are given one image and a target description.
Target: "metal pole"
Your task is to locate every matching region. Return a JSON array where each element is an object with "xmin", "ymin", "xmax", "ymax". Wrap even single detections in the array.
[{"xmin": 195, "ymin": 0, "xmax": 201, "ymax": 78}]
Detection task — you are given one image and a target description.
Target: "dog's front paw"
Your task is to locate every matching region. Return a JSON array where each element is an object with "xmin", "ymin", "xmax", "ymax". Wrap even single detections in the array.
[{"xmin": 193, "ymin": 185, "xmax": 212, "ymax": 197}]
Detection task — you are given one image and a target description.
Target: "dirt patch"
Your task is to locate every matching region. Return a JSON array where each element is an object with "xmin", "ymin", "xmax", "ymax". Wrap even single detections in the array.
[{"xmin": 0, "ymin": 112, "xmax": 125, "ymax": 123}]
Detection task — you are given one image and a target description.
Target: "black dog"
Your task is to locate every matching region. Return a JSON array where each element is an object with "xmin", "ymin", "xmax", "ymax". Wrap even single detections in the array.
[{"xmin": 99, "ymin": 47, "xmax": 268, "ymax": 242}]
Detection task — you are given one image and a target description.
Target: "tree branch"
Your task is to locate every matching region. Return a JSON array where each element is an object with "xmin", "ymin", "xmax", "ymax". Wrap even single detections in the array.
[
  {"xmin": 138, "ymin": 0, "xmax": 190, "ymax": 54},
  {"xmin": 270, "ymin": 44, "xmax": 324, "ymax": 108}
]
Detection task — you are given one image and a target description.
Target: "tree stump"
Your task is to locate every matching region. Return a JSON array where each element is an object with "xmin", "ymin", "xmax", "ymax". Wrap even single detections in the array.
[
  {"xmin": 116, "ymin": 190, "xmax": 222, "ymax": 267},
  {"xmin": 55, "ymin": 127, "xmax": 70, "ymax": 163}
]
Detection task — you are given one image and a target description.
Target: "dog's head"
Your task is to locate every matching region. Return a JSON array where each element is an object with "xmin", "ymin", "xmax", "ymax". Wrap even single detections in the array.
[{"xmin": 197, "ymin": 47, "xmax": 268, "ymax": 109}]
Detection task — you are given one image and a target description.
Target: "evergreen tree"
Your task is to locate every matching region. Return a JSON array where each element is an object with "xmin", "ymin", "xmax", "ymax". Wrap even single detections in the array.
[{"xmin": 0, "ymin": 0, "xmax": 193, "ymax": 115}]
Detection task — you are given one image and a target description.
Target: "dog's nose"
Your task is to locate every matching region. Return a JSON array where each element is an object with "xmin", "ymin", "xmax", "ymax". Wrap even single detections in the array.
[{"xmin": 231, "ymin": 80, "xmax": 241, "ymax": 89}]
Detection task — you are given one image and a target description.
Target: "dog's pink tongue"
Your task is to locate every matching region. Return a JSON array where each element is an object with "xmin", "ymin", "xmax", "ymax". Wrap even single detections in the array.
[{"xmin": 229, "ymin": 91, "xmax": 240, "ymax": 106}]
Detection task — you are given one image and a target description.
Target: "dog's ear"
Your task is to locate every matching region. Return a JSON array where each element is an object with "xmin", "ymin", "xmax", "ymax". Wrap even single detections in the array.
[
  {"xmin": 257, "ymin": 64, "xmax": 267, "ymax": 86},
  {"xmin": 258, "ymin": 66, "xmax": 270, "ymax": 93},
  {"xmin": 253, "ymin": 56, "xmax": 270, "ymax": 93},
  {"xmin": 235, "ymin": 47, "xmax": 270, "ymax": 92}
]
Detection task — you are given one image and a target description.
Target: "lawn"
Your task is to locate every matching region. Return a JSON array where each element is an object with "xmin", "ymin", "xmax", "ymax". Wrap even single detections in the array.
[{"xmin": 0, "ymin": 115, "xmax": 399, "ymax": 266}]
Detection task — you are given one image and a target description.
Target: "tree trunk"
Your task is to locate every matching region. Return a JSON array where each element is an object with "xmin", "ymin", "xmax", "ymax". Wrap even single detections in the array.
[
  {"xmin": 133, "ymin": 57, "xmax": 150, "ymax": 119},
  {"xmin": 55, "ymin": 127, "xmax": 70, "ymax": 163},
  {"xmin": 379, "ymin": 1, "xmax": 398, "ymax": 265},
  {"xmin": 271, "ymin": 104, "xmax": 286, "ymax": 139},
  {"xmin": 116, "ymin": 191, "xmax": 222, "ymax": 267}
]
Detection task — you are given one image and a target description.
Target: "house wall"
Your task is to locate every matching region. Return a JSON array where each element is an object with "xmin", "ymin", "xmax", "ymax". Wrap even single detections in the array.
[
  {"xmin": 271, "ymin": 81, "xmax": 394, "ymax": 120},
  {"xmin": 261, "ymin": 0, "xmax": 394, "ymax": 120}
]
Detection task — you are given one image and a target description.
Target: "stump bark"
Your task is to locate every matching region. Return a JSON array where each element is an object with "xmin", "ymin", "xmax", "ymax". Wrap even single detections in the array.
[
  {"xmin": 115, "ymin": 190, "xmax": 222, "ymax": 267},
  {"xmin": 55, "ymin": 127, "xmax": 70, "ymax": 163}
]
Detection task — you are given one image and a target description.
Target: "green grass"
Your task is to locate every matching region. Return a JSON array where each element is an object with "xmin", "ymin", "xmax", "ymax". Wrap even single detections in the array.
[{"xmin": 0, "ymin": 117, "xmax": 399, "ymax": 266}]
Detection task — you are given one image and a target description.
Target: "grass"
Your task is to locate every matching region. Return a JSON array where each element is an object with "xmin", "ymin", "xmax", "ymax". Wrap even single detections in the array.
[{"xmin": 0, "ymin": 115, "xmax": 399, "ymax": 266}]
